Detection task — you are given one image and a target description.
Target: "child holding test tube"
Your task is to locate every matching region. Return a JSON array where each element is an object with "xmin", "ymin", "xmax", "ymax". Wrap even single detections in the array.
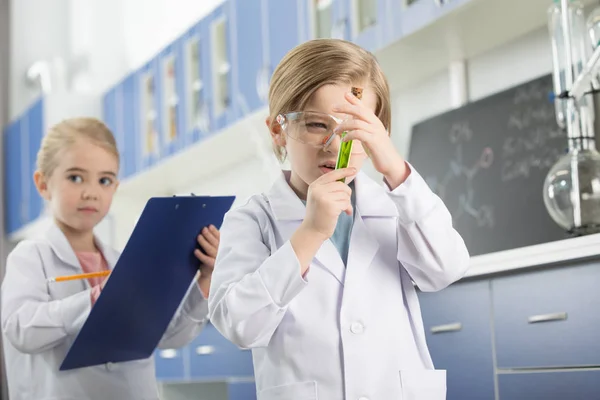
[
  {"xmin": 208, "ymin": 39, "xmax": 470, "ymax": 399},
  {"xmin": 1, "ymin": 117, "xmax": 218, "ymax": 400}
]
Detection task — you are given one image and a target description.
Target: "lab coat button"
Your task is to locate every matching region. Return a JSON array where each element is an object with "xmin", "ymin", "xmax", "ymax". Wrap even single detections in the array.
[
  {"xmin": 350, "ymin": 322, "xmax": 364, "ymax": 334},
  {"xmin": 106, "ymin": 362, "xmax": 114, "ymax": 371}
]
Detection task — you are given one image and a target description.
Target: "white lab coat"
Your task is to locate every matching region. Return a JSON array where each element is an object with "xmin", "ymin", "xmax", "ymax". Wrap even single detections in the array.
[
  {"xmin": 1, "ymin": 223, "xmax": 209, "ymax": 400},
  {"xmin": 209, "ymin": 167, "xmax": 470, "ymax": 400}
]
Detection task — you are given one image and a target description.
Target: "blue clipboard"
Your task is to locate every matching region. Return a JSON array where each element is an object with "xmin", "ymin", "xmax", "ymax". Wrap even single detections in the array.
[{"xmin": 60, "ymin": 195, "xmax": 235, "ymax": 371}]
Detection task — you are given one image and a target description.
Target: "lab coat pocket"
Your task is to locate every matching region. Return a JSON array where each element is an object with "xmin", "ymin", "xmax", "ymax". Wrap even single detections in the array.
[
  {"xmin": 399, "ymin": 369, "xmax": 446, "ymax": 400},
  {"xmin": 258, "ymin": 380, "xmax": 318, "ymax": 400}
]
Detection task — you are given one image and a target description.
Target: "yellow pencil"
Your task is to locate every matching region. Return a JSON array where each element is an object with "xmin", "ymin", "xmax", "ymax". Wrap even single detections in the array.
[{"xmin": 47, "ymin": 270, "xmax": 111, "ymax": 283}]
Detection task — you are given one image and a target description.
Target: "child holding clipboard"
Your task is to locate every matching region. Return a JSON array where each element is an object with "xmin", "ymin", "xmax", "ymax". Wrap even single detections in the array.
[
  {"xmin": 1, "ymin": 118, "xmax": 217, "ymax": 400},
  {"xmin": 208, "ymin": 39, "xmax": 471, "ymax": 399}
]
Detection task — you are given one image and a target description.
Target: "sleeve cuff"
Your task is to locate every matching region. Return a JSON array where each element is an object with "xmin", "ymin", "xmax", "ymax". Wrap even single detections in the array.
[
  {"xmin": 258, "ymin": 241, "xmax": 308, "ymax": 307},
  {"xmin": 60, "ymin": 290, "xmax": 92, "ymax": 335},
  {"xmin": 181, "ymin": 284, "xmax": 209, "ymax": 322},
  {"xmin": 386, "ymin": 161, "xmax": 439, "ymax": 225}
]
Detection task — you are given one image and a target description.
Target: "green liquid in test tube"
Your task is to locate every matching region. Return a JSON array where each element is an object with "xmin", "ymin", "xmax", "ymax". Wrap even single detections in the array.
[{"xmin": 335, "ymin": 87, "xmax": 363, "ymax": 182}]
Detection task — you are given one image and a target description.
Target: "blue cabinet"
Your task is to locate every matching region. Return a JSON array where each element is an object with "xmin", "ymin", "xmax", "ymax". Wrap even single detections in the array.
[
  {"xmin": 26, "ymin": 98, "xmax": 44, "ymax": 223},
  {"xmin": 227, "ymin": 381, "xmax": 257, "ymax": 400},
  {"xmin": 492, "ymin": 261, "xmax": 600, "ymax": 369},
  {"xmin": 418, "ymin": 280, "xmax": 495, "ymax": 400},
  {"xmin": 4, "ymin": 119, "xmax": 23, "ymax": 235},
  {"xmin": 208, "ymin": 3, "xmax": 237, "ymax": 131},
  {"xmin": 122, "ymin": 73, "xmax": 140, "ymax": 178},
  {"xmin": 179, "ymin": 21, "xmax": 212, "ymax": 145},
  {"xmin": 112, "ymin": 83, "xmax": 127, "ymax": 180},
  {"xmin": 498, "ymin": 370, "xmax": 600, "ymax": 399},
  {"xmin": 3, "ymin": 98, "xmax": 46, "ymax": 235},
  {"xmin": 188, "ymin": 322, "xmax": 254, "ymax": 380},
  {"xmin": 102, "ymin": 88, "xmax": 118, "ymax": 146},
  {"xmin": 157, "ymin": 42, "xmax": 186, "ymax": 158},
  {"xmin": 233, "ymin": 0, "xmax": 267, "ymax": 117},
  {"xmin": 331, "ymin": 0, "xmax": 351, "ymax": 40},
  {"xmin": 267, "ymin": 0, "xmax": 307, "ymax": 71},
  {"xmin": 155, "ymin": 347, "xmax": 187, "ymax": 382},
  {"xmin": 389, "ymin": 0, "xmax": 437, "ymax": 40},
  {"xmin": 139, "ymin": 58, "xmax": 162, "ymax": 169},
  {"xmin": 347, "ymin": 0, "xmax": 388, "ymax": 51}
]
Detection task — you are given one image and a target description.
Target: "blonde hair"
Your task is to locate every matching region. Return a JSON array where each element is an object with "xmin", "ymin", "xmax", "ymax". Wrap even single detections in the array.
[
  {"xmin": 36, "ymin": 117, "xmax": 119, "ymax": 178},
  {"xmin": 268, "ymin": 39, "xmax": 391, "ymax": 161}
]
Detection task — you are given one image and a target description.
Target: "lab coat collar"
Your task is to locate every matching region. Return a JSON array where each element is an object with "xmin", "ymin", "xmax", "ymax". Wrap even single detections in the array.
[
  {"xmin": 266, "ymin": 170, "xmax": 399, "ymax": 221},
  {"xmin": 43, "ymin": 222, "xmax": 119, "ymax": 271}
]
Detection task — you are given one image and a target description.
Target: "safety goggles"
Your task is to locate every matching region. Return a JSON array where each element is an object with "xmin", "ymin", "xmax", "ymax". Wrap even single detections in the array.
[{"xmin": 276, "ymin": 111, "xmax": 365, "ymax": 154}]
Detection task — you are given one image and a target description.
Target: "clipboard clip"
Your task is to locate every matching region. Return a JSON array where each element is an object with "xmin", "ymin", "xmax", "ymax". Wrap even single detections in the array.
[{"xmin": 172, "ymin": 193, "xmax": 197, "ymax": 197}]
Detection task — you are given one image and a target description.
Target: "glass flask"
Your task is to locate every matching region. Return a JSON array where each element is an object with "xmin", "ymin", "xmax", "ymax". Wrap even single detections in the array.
[{"xmin": 543, "ymin": 144, "xmax": 600, "ymax": 235}]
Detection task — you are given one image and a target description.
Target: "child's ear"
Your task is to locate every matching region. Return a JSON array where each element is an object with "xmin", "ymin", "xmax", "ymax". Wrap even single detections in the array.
[
  {"xmin": 33, "ymin": 170, "xmax": 51, "ymax": 200},
  {"xmin": 266, "ymin": 116, "xmax": 286, "ymax": 147}
]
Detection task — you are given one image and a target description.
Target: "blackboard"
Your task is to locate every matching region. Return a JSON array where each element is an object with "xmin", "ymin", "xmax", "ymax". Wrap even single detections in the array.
[{"xmin": 407, "ymin": 74, "xmax": 570, "ymax": 257}]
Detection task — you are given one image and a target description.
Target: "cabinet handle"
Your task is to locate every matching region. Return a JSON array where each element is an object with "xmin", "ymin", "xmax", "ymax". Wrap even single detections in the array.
[
  {"xmin": 527, "ymin": 312, "xmax": 568, "ymax": 324},
  {"xmin": 195, "ymin": 345, "xmax": 215, "ymax": 355},
  {"xmin": 430, "ymin": 322, "xmax": 462, "ymax": 334},
  {"xmin": 158, "ymin": 349, "xmax": 178, "ymax": 359}
]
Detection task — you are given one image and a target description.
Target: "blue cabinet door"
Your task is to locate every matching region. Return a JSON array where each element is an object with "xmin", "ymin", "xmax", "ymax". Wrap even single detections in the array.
[
  {"xmin": 227, "ymin": 381, "xmax": 257, "ymax": 400},
  {"xmin": 498, "ymin": 370, "xmax": 600, "ymax": 400},
  {"xmin": 267, "ymin": 0, "xmax": 305, "ymax": 71},
  {"xmin": 331, "ymin": 0, "xmax": 351, "ymax": 40},
  {"xmin": 157, "ymin": 42, "xmax": 185, "ymax": 158},
  {"xmin": 188, "ymin": 322, "xmax": 254, "ymax": 379},
  {"xmin": 347, "ymin": 0, "xmax": 387, "ymax": 52},
  {"xmin": 492, "ymin": 261, "xmax": 600, "ymax": 369},
  {"xmin": 180, "ymin": 21, "xmax": 212, "ymax": 145},
  {"xmin": 122, "ymin": 73, "xmax": 140, "ymax": 178},
  {"xmin": 139, "ymin": 59, "xmax": 162, "ymax": 170},
  {"xmin": 208, "ymin": 3, "xmax": 237, "ymax": 131},
  {"xmin": 233, "ymin": 0, "xmax": 267, "ymax": 117},
  {"xmin": 4, "ymin": 120, "xmax": 23, "ymax": 235},
  {"xmin": 418, "ymin": 280, "xmax": 495, "ymax": 400},
  {"xmin": 113, "ymin": 83, "xmax": 126, "ymax": 180},
  {"xmin": 102, "ymin": 88, "xmax": 118, "ymax": 141},
  {"xmin": 154, "ymin": 348, "xmax": 187, "ymax": 382},
  {"xmin": 389, "ymin": 0, "xmax": 437, "ymax": 40},
  {"xmin": 27, "ymin": 98, "xmax": 44, "ymax": 223}
]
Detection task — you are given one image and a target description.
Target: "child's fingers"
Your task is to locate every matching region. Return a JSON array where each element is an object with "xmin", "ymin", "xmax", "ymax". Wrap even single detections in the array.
[
  {"xmin": 201, "ymin": 227, "xmax": 220, "ymax": 248},
  {"xmin": 340, "ymin": 129, "xmax": 372, "ymax": 145},
  {"xmin": 209, "ymin": 225, "xmax": 220, "ymax": 239},
  {"xmin": 194, "ymin": 248, "xmax": 215, "ymax": 267},
  {"xmin": 315, "ymin": 167, "xmax": 357, "ymax": 184},
  {"xmin": 197, "ymin": 233, "xmax": 217, "ymax": 255}
]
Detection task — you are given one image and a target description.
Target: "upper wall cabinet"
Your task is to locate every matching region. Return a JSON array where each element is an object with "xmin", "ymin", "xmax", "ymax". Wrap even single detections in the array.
[
  {"xmin": 157, "ymin": 40, "xmax": 186, "ymax": 158},
  {"xmin": 390, "ymin": 0, "xmax": 437, "ymax": 40},
  {"xmin": 233, "ymin": 0, "xmax": 267, "ymax": 116},
  {"xmin": 139, "ymin": 58, "xmax": 162, "ymax": 170},
  {"xmin": 180, "ymin": 19, "xmax": 212, "ymax": 144},
  {"xmin": 267, "ymin": 0, "xmax": 310, "ymax": 70},
  {"xmin": 208, "ymin": 2, "xmax": 238, "ymax": 131},
  {"xmin": 122, "ymin": 72, "xmax": 141, "ymax": 179},
  {"xmin": 4, "ymin": 98, "xmax": 46, "ymax": 236},
  {"xmin": 346, "ymin": 0, "xmax": 388, "ymax": 51}
]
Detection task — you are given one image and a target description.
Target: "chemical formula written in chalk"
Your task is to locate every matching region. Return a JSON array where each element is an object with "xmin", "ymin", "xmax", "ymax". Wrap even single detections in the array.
[{"xmin": 425, "ymin": 121, "xmax": 495, "ymax": 228}]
